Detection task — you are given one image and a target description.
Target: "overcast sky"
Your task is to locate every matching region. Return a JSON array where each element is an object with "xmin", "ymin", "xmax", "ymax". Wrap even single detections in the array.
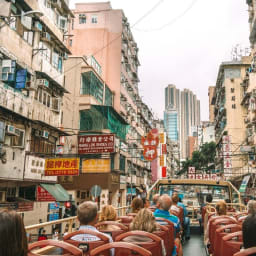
[{"xmin": 69, "ymin": 0, "xmax": 250, "ymax": 121}]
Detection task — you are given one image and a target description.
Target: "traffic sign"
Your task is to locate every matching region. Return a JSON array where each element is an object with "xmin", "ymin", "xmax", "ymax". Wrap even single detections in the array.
[{"xmin": 90, "ymin": 185, "xmax": 102, "ymax": 198}]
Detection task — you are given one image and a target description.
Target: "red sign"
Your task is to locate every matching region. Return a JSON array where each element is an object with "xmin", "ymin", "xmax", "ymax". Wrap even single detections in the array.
[
  {"xmin": 141, "ymin": 131, "xmax": 159, "ymax": 161},
  {"xmin": 162, "ymin": 144, "xmax": 167, "ymax": 154},
  {"xmin": 37, "ymin": 186, "xmax": 56, "ymax": 202},
  {"xmin": 162, "ymin": 167, "xmax": 167, "ymax": 178},
  {"xmin": 78, "ymin": 134, "xmax": 115, "ymax": 154},
  {"xmin": 17, "ymin": 201, "xmax": 34, "ymax": 212},
  {"xmin": 45, "ymin": 158, "xmax": 79, "ymax": 176}
]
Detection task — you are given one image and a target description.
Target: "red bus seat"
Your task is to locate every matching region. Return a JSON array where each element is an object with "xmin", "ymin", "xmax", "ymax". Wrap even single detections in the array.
[
  {"xmin": 221, "ymin": 231, "xmax": 243, "ymax": 256},
  {"xmin": 28, "ymin": 240, "xmax": 82, "ymax": 256},
  {"xmin": 90, "ymin": 242, "xmax": 152, "ymax": 256},
  {"xmin": 115, "ymin": 231, "xmax": 163, "ymax": 256},
  {"xmin": 118, "ymin": 216, "xmax": 133, "ymax": 227},
  {"xmin": 153, "ymin": 224, "xmax": 172, "ymax": 256},
  {"xmin": 95, "ymin": 221, "xmax": 128, "ymax": 240},
  {"xmin": 63, "ymin": 229, "xmax": 110, "ymax": 256},
  {"xmin": 154, "ymin": 217, "xmax": 175, "ymax": 250},
  {"xmin": 234, "ymin": 247, "xmax": 256, "ymax": 256},
  {"xmin": 210, "ymin": 217, "xmax": 237, "ymax": 252},
  {"xmin": 127, "ymin": 213, "xmax": 137, "ymax": 217},
  {"xmin": 214, "ymin": 224, "xmax": 242, "ymax": 256}
]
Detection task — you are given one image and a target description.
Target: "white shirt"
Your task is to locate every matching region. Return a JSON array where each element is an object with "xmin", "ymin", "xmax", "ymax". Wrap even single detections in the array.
[{"xmin": 72, "ymin": 225, "xmax": 114, "ymax": 256}]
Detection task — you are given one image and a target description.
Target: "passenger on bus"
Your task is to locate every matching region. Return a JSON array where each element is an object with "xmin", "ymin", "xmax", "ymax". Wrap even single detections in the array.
[
  {"xmin": 142, "ymin": 198, "xmax": 150, "ymax": 208},
  {"xmin": 98, "ymin": 205, "xmax": 120, "ymax": 231},
  {"xmin": 124, "ymin": 208, "xmax": 166, "ymax": 256},
  {"xmin": 71, "ymin": 201, "xmax": 114, "ymax": 256},
  {"xmin": 201, "ymin": 194, "xmax": 213, "ymax": 232},
  {"xmin": 247, "ymin": 200, "xmax": 256, "ymax": 215},
  {"xmin": 204, "ymin": 200, "xmax": 227, "ymax": 246},
  {"xmin": 153, "ymin": 194, "xmax": 182, "ymax": 256},
  {"xmin": 225, "ymin": 198, "xmax": 236, "ymax": 212},
  {"xmin": 131, "ymin": 197, "xmax": 144, "ymax": 213},
  {"xmin": 0, "ymin": 209, "xmax": 28, "ymax": 256},
  {"xmin": 242, "ymin": 214, "xmax": 256, "ymax": 254},
  {"xmin": 172, "ymin": 192, "xmax": 190, "ymax": 240}
]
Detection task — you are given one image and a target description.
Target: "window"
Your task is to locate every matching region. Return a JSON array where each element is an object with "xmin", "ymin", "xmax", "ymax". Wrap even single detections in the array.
[
  {"xmin": 79, "ymin": 14, "xmax": 86, "ymax": 24},
  {"xmin": 91, "ymin": 15, "xmax": 98, "ymax": 24},
  {"xmin": 39, "ymin": 42, "xmax": 51, "ymax": 62},
  {"xmin": 231, "ymin": 88, "xmax": 235, "ymax": 93},
  {"xmin": 4, "ymin": 129, "xmax": 25, "ymax": 148},
  {"xmin": 12, "ymin": 129, "xmax": 25, "ymax": 147},
  {"xmin": 23, "ymin": 31, "xmax": 34, "ymax": 45},
  {"xmin": 232, "ymin": 104, "xmax": 236, "ymax": 109},
  {"xmin": 231, "ymin": 96, "xmax": 235, "ymax": 101}
]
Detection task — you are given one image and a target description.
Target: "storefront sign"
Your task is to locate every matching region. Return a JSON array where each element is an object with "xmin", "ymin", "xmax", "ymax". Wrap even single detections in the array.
[
  {"xmin": 37, "ymin": 186, "xmax": 56, "ymax": 202},
  {"xmin": 17, "ymin": 201, "xmax": 34, "ymax": 212},
  {"xmin": 111, "ymin": 174, "xmax": 120, "ymax": 184},
  {"xmin": 141, "ymin": 131, "xmax": 159, "ymax": 161},
  {"xmin": 161, "ymin": 144, "xmax": 167, "ymax": 154},
  {"xmin": 82, "ymin": 159, "xmax": 110, "ymax": 173},
  {"xmin": 78, "ymin": 134, "xmax": 115, "ymax": 154},
  {"xmin": 162, "ymin": 167, "xmax": 167, "ymax": 178},
  {"xmin": 188, "ymin": 167, "xmax": 195, "ymax": 174},
  {"xmin": 45, "ymin": 158, "xmax": 79, "ymax": 176}
]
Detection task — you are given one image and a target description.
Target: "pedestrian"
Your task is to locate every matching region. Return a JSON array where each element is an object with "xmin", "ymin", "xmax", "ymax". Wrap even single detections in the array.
[{"xmin": 38, "ymin": 230, "xmax": 47, "ymax": 241}]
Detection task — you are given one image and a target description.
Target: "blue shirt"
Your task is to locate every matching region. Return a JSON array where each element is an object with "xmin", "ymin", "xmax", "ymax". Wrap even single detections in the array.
[
  {"xmin": 177, "ymin": 202, "xmax": 188, "ymax": 217},
  {"xmin": 153, "ymin": 209, "xmax": 180, "ymax": 234}
]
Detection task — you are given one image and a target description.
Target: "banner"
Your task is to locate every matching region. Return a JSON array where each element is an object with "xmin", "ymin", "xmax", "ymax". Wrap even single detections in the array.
[
  {"xmin": 78, "ymin": 134, "xmax": 115, "ymax": 154},
  {"xmin": 36, "ymin": 186, "xmax": 55, "ymax": 202},
  {"xmin": 239, "ymin": 175, "xmax": 251, "ymax": 193},
  {"xmin": 82, "ymin": 159, "xmax": 110, "ymax": 173},
  {"xmin": 141, "ymin": 131, "xmax": 159, "ymax": 161},
  {"xmin": 45, "ymin": 158, "xmax": 79, "ymax": 176}
]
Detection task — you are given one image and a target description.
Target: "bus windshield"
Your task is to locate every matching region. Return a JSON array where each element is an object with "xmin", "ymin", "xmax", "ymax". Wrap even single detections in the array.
[{"xmin": 159, "ymin": 184, "xmax": 230, "ymax": 207}]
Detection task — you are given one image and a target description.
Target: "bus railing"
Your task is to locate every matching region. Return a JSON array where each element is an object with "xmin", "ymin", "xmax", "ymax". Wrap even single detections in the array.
[{"xmin": 25, "ymin": 206, "xmax": 129, "ymax": 233}]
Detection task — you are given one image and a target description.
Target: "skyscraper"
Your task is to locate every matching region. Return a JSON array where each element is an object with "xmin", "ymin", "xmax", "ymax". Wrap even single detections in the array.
[{"xmin": 164, "ymin": 85, "xmax": 201, "ymax": 160}]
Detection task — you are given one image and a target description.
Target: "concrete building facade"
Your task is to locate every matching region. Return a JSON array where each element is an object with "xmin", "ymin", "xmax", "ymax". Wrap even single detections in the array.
[
  {"xmin": 212, "ymin": 59, "xmax": 250, "ymax": 179},
  {"xmin": 208, "ymin": 86, "xmax": 215, "ymax": 123},
  {"xmin": 0, "ymin": 0, "xmax": 73, "ymax": 227},
  {"xmin": 64, "ymin": 2, "xmax": 154, "ymax": 206}
]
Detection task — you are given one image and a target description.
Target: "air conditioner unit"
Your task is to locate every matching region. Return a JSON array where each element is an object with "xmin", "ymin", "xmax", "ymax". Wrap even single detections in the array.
[
  {"xmin": 0, "ymin": 191, "xmax": 6, "ymax": 202},
  {"xmin": 41, "ymin": 32, "xmax": 51, "ymax": 42},
  {"xmin": 14, "ymin": 128, "xmax": 20, "ymax": 136},
  {"xmin": 0, "ymin": 72, "xmax": 15, "ymax": 82},
  {"xmin": 36, "ymin": 79, "xmax": 49, "ymax": 87},
  {"xmin": 6, "ymin": 125, "xmax": 17, "ymax": 136},
  {"xmin": 32, "ymin": 21, "xmax": 43, "ymax": 31},
  {"xmin": 34, "ymin": 129, "xmax": 41, "ymax": 137},
  {"xmin": 42, "ymin": 130, "xmax": 49, "ymax": 139}
]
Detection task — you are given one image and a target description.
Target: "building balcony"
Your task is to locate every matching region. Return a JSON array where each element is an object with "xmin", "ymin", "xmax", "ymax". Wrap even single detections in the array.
[
  {"xmin": 0, "ymin": 83, "xmax": 32, "ymax": 119},
  {"xmin": 32, "ymin": 102, "xmax": 61, "ymax": 128},
  {"xmin": 24, "ymin": 155, "xmax": 57, "ymax": 182}
]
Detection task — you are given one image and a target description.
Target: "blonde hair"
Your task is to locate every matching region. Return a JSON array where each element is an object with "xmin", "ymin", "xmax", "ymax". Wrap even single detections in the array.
[
  {"xmin": 99, "ymin": 205, "xmax": 117, "ymax": 222},
  {"xmin": 216, "ymin": 200, "xmax": 227, "ymax": 216},
  {"xmin": 131, "ymin": 197, "xmax": 143, "ymax": 213},
  {"xmin": 247, "ymin": 200, "xmax": 256, "ymax": 215},
  {"xmin": 130, "ymin": 208, "xmax": 157, "ymax": 233}
]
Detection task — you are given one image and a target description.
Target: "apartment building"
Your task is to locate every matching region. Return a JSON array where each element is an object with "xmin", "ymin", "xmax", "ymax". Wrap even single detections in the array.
[
  {"xmin": 208, "ymin": 86, "xmax": 215, "ymax": 123},
  {"xmin": 66, "ymin": 2, "xmax": 153, "ymax": 204},
  {"xmin": 212, "ymin": 58, "xmax": 249, "ymax": 179},
  {"xmin": 0, "ymin": 0, "xmax": 73, "ymax": 226}
]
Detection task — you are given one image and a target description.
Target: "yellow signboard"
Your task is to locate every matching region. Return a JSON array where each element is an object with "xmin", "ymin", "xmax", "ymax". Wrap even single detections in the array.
[
  {"xmin": 45, "ymin": 158, "xmax": 79, "ymax": 176},
  {"xmin": 82, "ymin": 159, "xmax": 110, "ymax": 173},
  {"xmin": 159, "ymin": 133, "xmax": 165, "ymax": 144}
]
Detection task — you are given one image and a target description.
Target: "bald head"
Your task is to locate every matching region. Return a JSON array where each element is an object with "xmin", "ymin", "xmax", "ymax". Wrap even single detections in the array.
[
  {"xmin": 158, "ymin": 194, "xmax": 172, "ymax": 211},
  {"xmin": 153, "ymin": 194, "xmax": 160, "ymax": 205}
]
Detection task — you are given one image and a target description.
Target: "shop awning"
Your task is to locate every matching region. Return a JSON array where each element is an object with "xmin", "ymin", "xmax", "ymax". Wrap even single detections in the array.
[
  {"xmin": 239, "ymin": 175, "xmax": 251, "ymax": 193},
  {"xmin": 40, "ymin": 184, "xmax": 70, "ymax": 202}
]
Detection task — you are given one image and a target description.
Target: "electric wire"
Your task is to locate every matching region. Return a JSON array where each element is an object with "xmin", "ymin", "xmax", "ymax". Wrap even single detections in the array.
[{"xmin": 134, "ymin": 0, "xmax": 199, "ymax": 32}]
